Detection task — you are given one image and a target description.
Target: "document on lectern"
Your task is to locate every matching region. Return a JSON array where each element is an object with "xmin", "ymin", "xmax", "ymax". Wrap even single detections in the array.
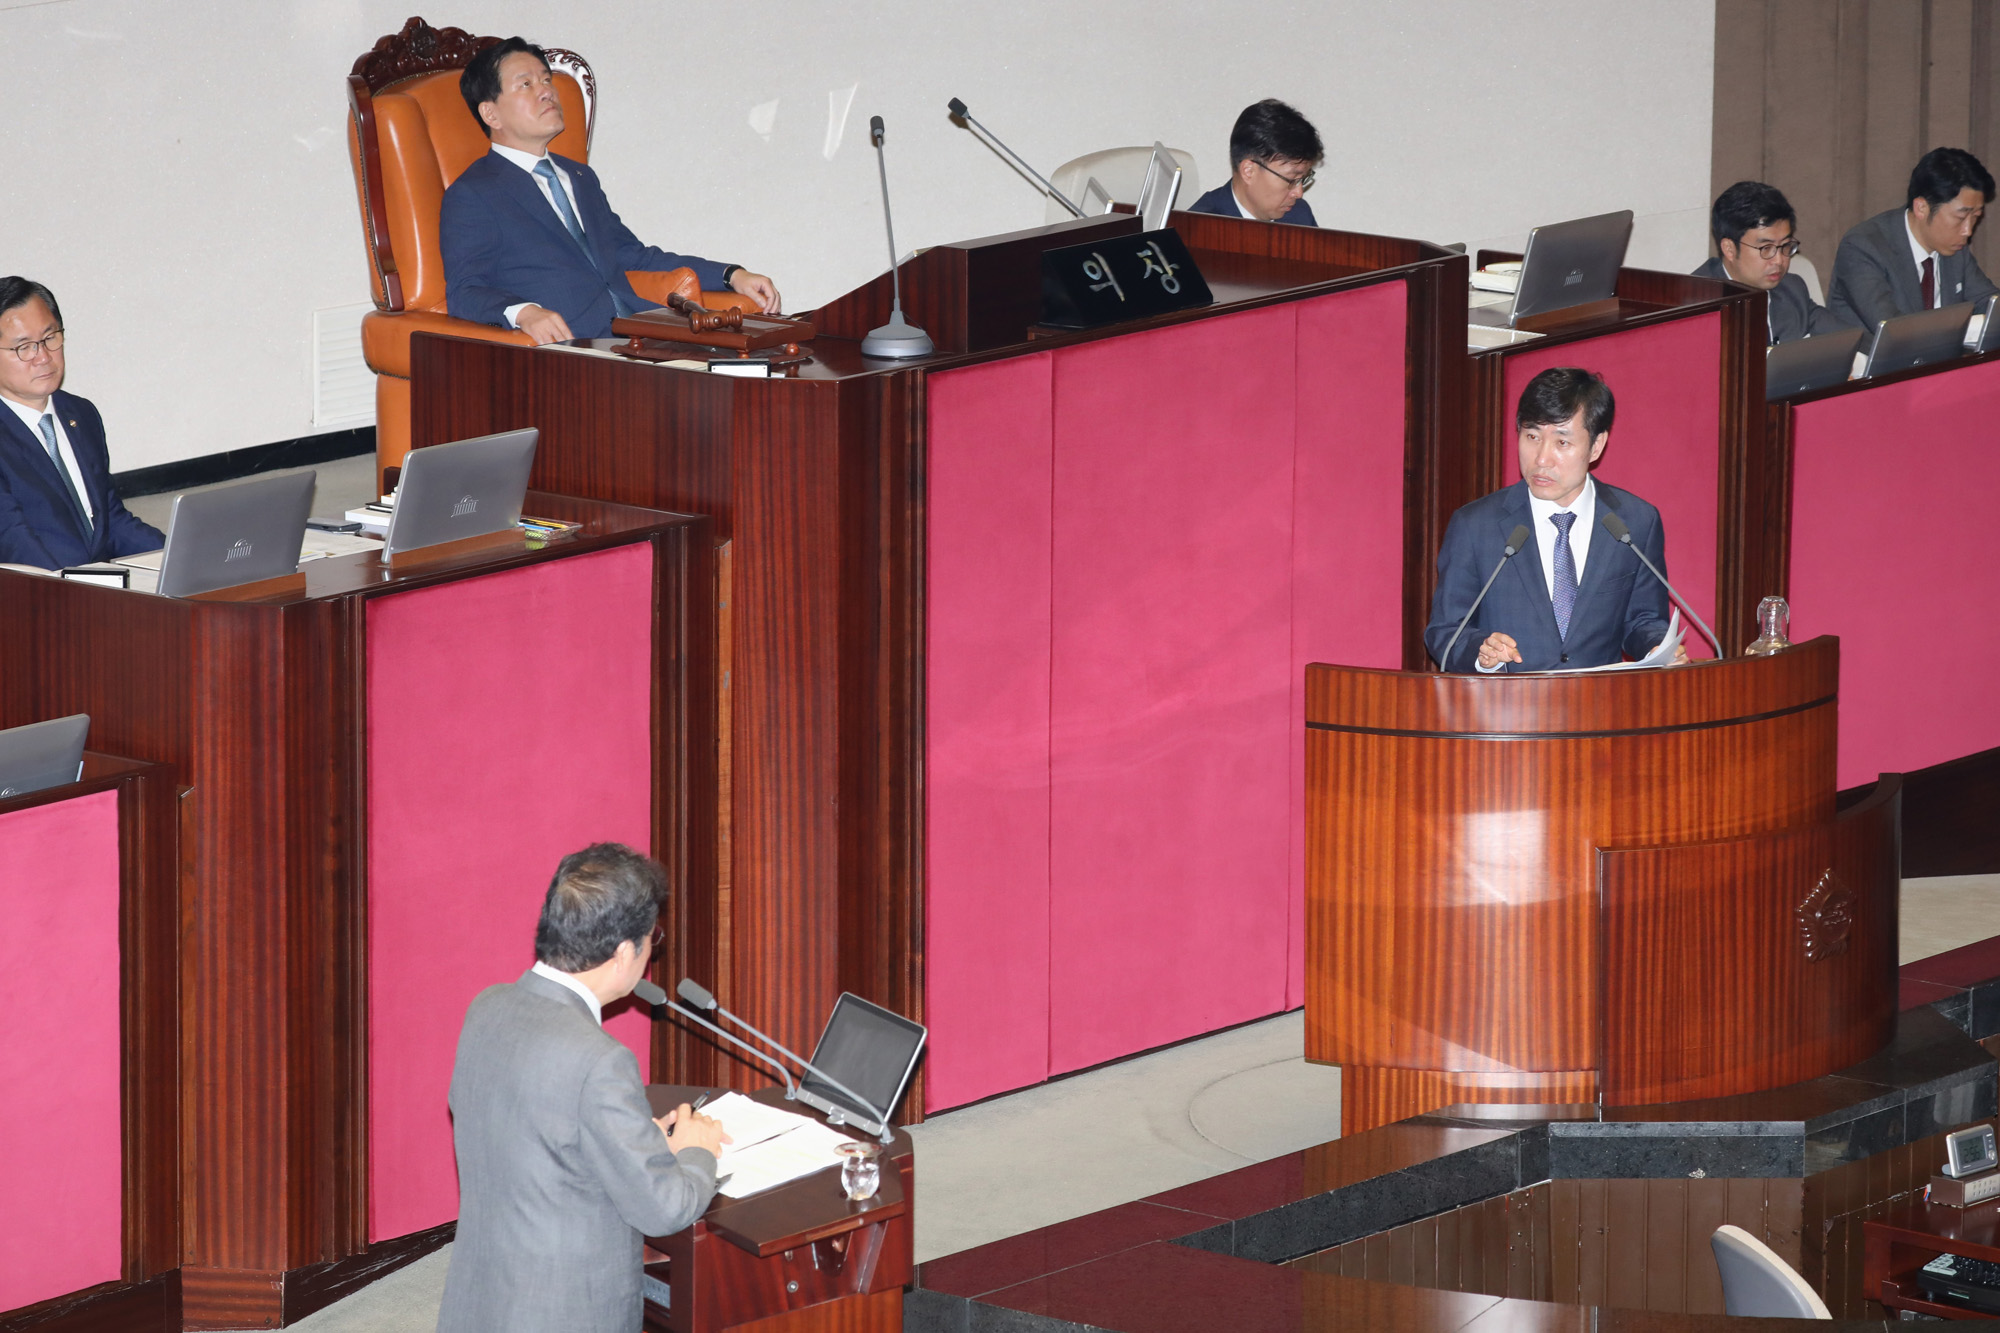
[{"xmin": 1533, "ymin": 609, "xmax": 1683, "ymax": 674}]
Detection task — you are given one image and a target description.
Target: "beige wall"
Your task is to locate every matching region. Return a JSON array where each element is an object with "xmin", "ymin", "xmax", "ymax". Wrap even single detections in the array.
[
  {"xmin": 5, "ymin": 1, "xmax": 1715, "ymax": 472},
  {"xmin": 1711, "ymin": 0, "xmax": 2000, "ymax": 277}
]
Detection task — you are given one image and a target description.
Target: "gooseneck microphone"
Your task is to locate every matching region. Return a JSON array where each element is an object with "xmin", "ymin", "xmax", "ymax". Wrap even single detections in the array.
[
  {"xmin": 1437, "ymin": 523, "xmax": 1533, "ymax": 671},
  {"xmin": 677, "ymin": 979, "xmax": 895, "ymax": 1144},
  {"xmin": 632, "ymin": 977, "xmax": 799, "ymax": 1099},
  {"xmin": 946, "ymin": 96, "xmax": 1085, "ymax": 217},
  {"xmin": 1598, "ymin": 512, "xmax": 1721, "ymax": 657},
  {"xmin": 860, "ymin": 115, "xmax": 934, "ymax": 360}
]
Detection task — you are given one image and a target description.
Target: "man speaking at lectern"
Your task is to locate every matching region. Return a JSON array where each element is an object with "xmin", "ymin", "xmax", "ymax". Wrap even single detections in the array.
[{"xmin": 1426, "ymin": 368, "xmax": 1685, "ymax": 673}]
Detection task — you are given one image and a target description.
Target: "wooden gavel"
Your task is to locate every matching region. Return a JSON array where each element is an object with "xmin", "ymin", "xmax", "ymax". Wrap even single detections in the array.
[{"xmin": 668, "ymin": 292, "xmax": 746, "ymax": 334}]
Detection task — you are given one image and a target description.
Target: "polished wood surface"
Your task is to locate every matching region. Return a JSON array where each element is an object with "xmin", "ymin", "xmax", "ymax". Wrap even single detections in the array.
[
  {"xmin": 411, "ymin": 217, "xmax": 1464, "ymax": 1112},
  {"xmin": 1306, "ymin": 640, "xmax": 1843, "ymax": 1132},
  {"xmin": 0, "ymin": 498, "xmax": 709, "ymax": 1328},
  {"xmin": 645, "ymin": 1085, "xmax": 910, "ymax": 1333},
  {"xmin": 1865, "ymin": 1177, "xmax": 2000, "ymax": 1320},
  {"xmin": 1598, "ymin": 775, "xmax": 1899, "ymax": 1106}
]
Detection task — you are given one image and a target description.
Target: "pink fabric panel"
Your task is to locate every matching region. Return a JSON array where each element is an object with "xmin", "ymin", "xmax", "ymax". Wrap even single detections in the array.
[
  {"xmin": 1289, "ymin": 283, "xmax": 1409, "ymax": 1006},
  {"xmin": 1048, "ymin": 305, "xmax": 1300, "ymax": 1075},
  {"xmin": 367, "ymin": 543, "xmax": 654, "ymax": 1241},
  {"xmin": 923, "ymin": 354, "xmax": 1056, "ymax": 1111},
  {"xmin": 1791, "ymin": 360, "xmax": 2000, "ymax": 786},
  {"xmin": 1502, "ymin": 313, "xmax": 1723, "ymax": 656},
  {"xmin": 0, "ymin": 789, "xmax": 123, "ymax": 1310}
]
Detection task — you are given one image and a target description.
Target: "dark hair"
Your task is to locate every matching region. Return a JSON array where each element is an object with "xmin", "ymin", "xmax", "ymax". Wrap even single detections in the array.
[
  {"xmin": 1710, "ymin": 180, "xmax": 1796, "ymax": 246},
  {"xmin": 1228, "ymin": 99, "xmax": 1323, "ymax": 168},
  {"xmin": 1908, "ymin": 147, "xmax": 1996, "ymax": 209},
  {"xmin": 534, "ymin": 842, "xmax": 665, "ymax": 972},
  {"xmin": 0, "ymin": 276, "xmax": 61, "ymax": 327},
  {"xmin": 1515, "ymin": 367, "xmax": 1615, "ymax": 438},
  {"xmin": 460, "ymin": 36, "xmax": 550, "ymax": 137}
]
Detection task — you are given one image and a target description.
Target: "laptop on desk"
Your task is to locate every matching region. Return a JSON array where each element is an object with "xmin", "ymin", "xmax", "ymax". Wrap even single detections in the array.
[
  {"xmin": 155, "ymin": 470, "xmax": 316, "ymax": 598},
  {"xmin": 1861, "ymin": 302, "xmax": 1976, "ymax": 379},
  {"xmin": 1765, "ymin": 327, "xmax": 1866, "ymax": 400},
  {"xmin": 383, "ymin": 428, "xmax": 538, "ymax": 557},
  {"xmin": 1467, "ymin": 209, "xmax": 1634, "ymax": 329},
  {"xmin": 795, "ymin": 992, "xmax": 927, "ymax": 1132},
  {"xmin": 0, "ymin": 714, "xmax": 90, "ymax": 799}
]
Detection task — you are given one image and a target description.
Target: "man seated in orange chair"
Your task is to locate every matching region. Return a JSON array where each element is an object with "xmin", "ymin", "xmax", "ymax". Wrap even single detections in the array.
[{"xmin": 441, "ymin": 37, "xmax": 781, "ymax": 344}]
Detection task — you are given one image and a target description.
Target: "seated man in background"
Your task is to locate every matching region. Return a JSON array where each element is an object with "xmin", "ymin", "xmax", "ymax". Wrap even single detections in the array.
[
  {"xmin": 0, "ymin": 277, "xmax": 163, "ymax": 569},
  {"xmin": 1185, "ymin": 98, "xmax": 1322, "ymax": 226},
  {"xmin": 1828, "ymin": 146, "xmax": 1997, "ymax": 329},
  {"xmin": 1426, "ymin": 368, "xmax": 1685, "ymax": 673},
  {"xmin": 1695, "ymin": 181, "xmax": 1852, "ymax": 345},
  {"xmin": 437, "ymin": 842, "xmax": 728, "ymax": 1333},
  {"xmin": 441, "ymin": 37, "xmax": 780, "ymax": 345}
]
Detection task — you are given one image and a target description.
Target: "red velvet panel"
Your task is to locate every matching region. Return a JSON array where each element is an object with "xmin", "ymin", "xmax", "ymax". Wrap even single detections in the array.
[
  {"xmin": 1501, "ymin": 313, "xmax": 1722, "ymax": 655},
  {"xmin": 1288, "ymin": 283, "xmax": 1409, "ymax": 1006},
  {"xmin": 1791, "ymin": 359, "xmax": 2000, "ymax": 786},
  {"xmin": 366, "ymin": 543, "xmax": 654, "ymax": 1242},
  {"xmin": 923, "ymin": 354, "xmax": 1057, "ymax": 1111},
  {"xmin": 0, "ymin": 789, "xmax": 122, "ymax": 1310}
]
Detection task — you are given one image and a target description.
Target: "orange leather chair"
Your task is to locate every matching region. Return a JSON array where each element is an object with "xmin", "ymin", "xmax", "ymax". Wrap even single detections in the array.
[{"xmin": 346, "ymin": 18, "xmax": 745, "ymax": 485}]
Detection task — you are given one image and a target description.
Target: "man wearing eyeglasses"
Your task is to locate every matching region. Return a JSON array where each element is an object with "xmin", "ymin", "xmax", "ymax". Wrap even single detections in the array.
[
  {"xmin": 438, "ymin": 842, "xmax": 728, "ymax": 1333},
  {"xmin": 0, "ymin": 277, "xmax": 162, "ymax": 569},
  {"xmin": 1692, "ymin": 182, "xmax": 1853, "ymax": 346},
  {"xmin": 1186, "ymin": 99, "xmax": 1322, "ymax": 226}
]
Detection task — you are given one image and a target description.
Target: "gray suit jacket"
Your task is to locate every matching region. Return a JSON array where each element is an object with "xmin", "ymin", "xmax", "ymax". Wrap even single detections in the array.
[
  {"xmin": 1827, "ymin": 206, "xmax": 1999, "ymax": 331},
  {"xmin": 437, "ymin": 969, "xmax": 717, "ymax": 1333},
  {"xmin": 1692, "ymin": 257, "xmax": 1854, "ymax": 345}
]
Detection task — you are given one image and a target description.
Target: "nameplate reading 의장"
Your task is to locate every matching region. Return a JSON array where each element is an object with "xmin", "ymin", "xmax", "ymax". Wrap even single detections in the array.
[{"xmin": 1041, "ymin": 229, "xmax": 1213, "ymax": 328}]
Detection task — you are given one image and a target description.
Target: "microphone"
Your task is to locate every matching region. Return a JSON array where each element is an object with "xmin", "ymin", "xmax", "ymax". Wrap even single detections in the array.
[
  {"xmin": 1436, "ymin": 524, "xmax": 1533, "ymax": 671},
  {"xmin": 633, "ymin": 977, "xmax": 798, "ymax": 1099},
  {"xmin": 1598, "ymin": 512, "xmax": 1721, "ymax": 657},
  {"xmin": 860, "ymin": 115, "xmax": 934, "ymax": 360},
  {"xmin": 678, "ymin": 978, "xmax": 896, "ymax": 1144},
  {"xmin": 946, "ymin": 96, "xmax": 1085, "ymax": 218}
]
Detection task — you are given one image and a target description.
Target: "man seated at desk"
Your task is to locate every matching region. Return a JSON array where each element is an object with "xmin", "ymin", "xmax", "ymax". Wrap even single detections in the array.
[
  {"xmin": 1695, "ymin": 181, "xmax": 1852, "ymax": 345},
  {"xmin": 1426, "ymin": 368, "xmax": 1687, "ymax": 673},
  {"xmin": 0, "ymin": 277, "xmax": 163, "ymax": 569},
  {"xmin": 441, "ymin": 37, "xmax": 781, "ymax": 345},
  {"xmin": 438, "ymin": 842, "xmax": 728, "ymax": 1333},
  {"xmin": 1828, "ymin": 146, "xmax": 1997, "ymax": 330},
  {"xmin": 1185, "ymin": 98, "xmax": 1322, "ymax": 226}
]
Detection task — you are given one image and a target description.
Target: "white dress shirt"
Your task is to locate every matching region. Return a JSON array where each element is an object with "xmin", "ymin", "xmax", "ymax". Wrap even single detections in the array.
[
  {"xmin": 531, "ymin": 959, "xmax": 603, "ymax": 1025},
  {"xmin": 1232, "ymin": 184, "xmax": 1258, "ymax": 220},
  {"xmin": 1905, "ymin": 212, "xmax": 1943, "ymax": 309},
  {"xmin": 1474, "ymin": 476, "xmax": 1596, "ymax": 672},
  {"xmin": 490, "ymin": 143, "xmax": 589, "ymax": 330},
  {"xmin": 2, "ymin": 393, "xmax": 94, "ymax": 524}
]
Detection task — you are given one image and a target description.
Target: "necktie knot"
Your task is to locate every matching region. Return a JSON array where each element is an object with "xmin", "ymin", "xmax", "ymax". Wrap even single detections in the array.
[{"xmin": 1551, "ymin": 511, "xmax": 1577, "ymax": 537}]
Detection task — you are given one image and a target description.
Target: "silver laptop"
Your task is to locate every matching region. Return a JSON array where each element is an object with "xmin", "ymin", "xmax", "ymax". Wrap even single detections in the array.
[
  {"xmin": 1972, "ymin": 294, "xmax": 2000, "ymax": 354},
  {"xmin": 797, "ymin": 992, "xmax": 927, "ymax": 1133},
  {"xmin": 1765, "ymin": 326, "xmax": 1866, "ymax": 400},
  {"xmin": 157, "ymin": 471, "xmax": 316, "ymax": 597},
  {"xmin": 1135, "ymin": 143, "xmax": 1184, "ymax": 232},
  {"xmin": 1470, "ymin": 209, "xmax": 1634, "ymax": 328},
  {"xmin": 383, "ymin": 428, "xmax": 539, "ymax": 557},
  {"xmin": 0, "ymin": 714, "xmax": 89, "ymax": 799},
  {"xmin": 1862, "ymin": 302, "xmax": 1976, "ymax": 378}
]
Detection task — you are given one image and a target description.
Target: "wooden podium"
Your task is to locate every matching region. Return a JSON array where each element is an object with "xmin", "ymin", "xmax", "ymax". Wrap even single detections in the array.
[{"xmin": 1304, "ymin": 638, "xmax": 1900, "ymax": 1133}]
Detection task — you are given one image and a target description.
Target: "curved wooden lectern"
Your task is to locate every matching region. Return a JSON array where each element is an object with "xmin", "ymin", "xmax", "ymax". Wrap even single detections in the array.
[{"xmin": 1304, "ymin": 638, "xmax": 1900, "ymax": 1134}]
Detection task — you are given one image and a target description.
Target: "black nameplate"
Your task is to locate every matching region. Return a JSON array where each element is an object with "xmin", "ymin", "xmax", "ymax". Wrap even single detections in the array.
[{"xmin": 1040, "ymin": 229, "xmax": 1213, "ymax": 328}]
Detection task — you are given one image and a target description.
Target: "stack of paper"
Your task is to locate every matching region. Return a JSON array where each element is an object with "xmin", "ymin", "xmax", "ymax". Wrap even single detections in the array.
[{"xmin": 697, "ymin": 1092, "xmax": 860, "ymax": 1199}]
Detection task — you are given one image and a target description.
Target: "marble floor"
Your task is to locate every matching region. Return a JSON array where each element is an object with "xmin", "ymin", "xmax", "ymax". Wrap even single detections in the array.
[{"xmin": 225, "ymin": 873, "xmax": 2000, "ymax": 1332}]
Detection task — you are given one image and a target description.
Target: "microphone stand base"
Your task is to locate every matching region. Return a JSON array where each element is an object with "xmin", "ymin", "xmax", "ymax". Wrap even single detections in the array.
[{"xmin": 861, "ymin": 319, "xmax": 935, "ymax": 359}]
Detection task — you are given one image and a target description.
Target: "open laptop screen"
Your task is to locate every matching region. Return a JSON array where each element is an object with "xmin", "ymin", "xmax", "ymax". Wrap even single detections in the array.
[
  {"xmin": 0, "ymin": 714, "xmax": 89, "ymax": 799},
  {"xmin": 798, "ymin": 992, "xmax": 927, "ymax": 1127}
]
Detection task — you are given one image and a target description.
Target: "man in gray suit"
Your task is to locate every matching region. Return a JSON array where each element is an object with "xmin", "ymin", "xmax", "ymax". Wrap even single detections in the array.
[
  {"xmin": 1694, "ymin": 181, "xmax": 1853, "ymax": 345},
  {"xmin": 437, "ymin": 843, "xmax": 728, "ymax": 1333},
  {"xmin": 1829, "ymin": 147, "xmax": 1998, "ymax": 330}
]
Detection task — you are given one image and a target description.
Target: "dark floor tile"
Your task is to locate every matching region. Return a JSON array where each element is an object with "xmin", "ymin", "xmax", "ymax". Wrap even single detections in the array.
[
  {"xmin": 1905, "ymin": 1068, "xmax": 1999, "ymax": 1140},
  {"xmin": 1596, "ymin": 1072, "xmax": 1900, "ymax": 1132},
  {"xmin": 1901, "ymin": 934, "xmax": 2000, "ymax": 990},
  {"xmin": 1803, "ymin": 1101, "xmax": 1905, "ymax": 1174},
  {"xmin": 1400, "ymin": 1130, "xmax": 1525, "ymax": 1209},
  {"xmin": 1548, "ymin": 1126, "xmax": 1802, "ymax": 1179},
  {"xmin": 1972, "ymin": 978, "xmax": 2000, "ymax": 1041},
  {"xmin": 1900, "ymin": 975, "xmax": 1967, "ymax": 1013},
  {"xmin": 920, "ymin": 1201, "xmax": 1215, "ymax": 1298},
  {"xmin": 1297, "ymin": 1122, "xmax": 1518, "ymax": 1193},
  {"xmin": 1142, "ymin": 1152, "xmax": 1305, "ymax": 1220},
  {"xmin": 1228, "ymin": 1167, "xmax": 1428, "ymax": 1262},
  {"xmin": 905, "ymin": 1286, "xmax": 972, "ymax": 1333}
]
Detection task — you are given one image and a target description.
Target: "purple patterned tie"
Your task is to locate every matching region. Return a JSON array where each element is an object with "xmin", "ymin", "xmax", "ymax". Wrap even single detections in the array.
[{"xmin": 1551, "ymin": 511, "xmax": 1578, "ymax": 640}]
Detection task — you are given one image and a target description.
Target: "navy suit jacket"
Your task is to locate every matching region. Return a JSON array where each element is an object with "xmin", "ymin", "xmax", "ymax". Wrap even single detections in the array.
[
  {"xmin": 1424, "ymin": 480, "xmax": 1673, "ymax": 673},
  {"xmin": 1185, "ymin": 181, "xmax": 1318, "ymax": 228},
  {"xmin": 0, "ymin": 391, "xmax": 163, "ymax": 569},
  {"xmin": 441, "ymin": 152, "xmax": 731, "ymax": 339}
]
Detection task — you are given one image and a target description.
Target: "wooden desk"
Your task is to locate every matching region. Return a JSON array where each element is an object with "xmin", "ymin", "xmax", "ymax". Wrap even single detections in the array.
[
  {"xmin": 643, "ymin": 1085, "xmax": 912, "ymax": 1333},
  {"xmin": 412, "ymin": 213, "xmax": 1465, "ymax": 1114},
  {"xmin": 0, "ymin": 496, "xmax": 711, "ymax": 1328},
  {"xmin": 1865, "ymin": 1190, "xmax": 2000, "ymax": 1319}
]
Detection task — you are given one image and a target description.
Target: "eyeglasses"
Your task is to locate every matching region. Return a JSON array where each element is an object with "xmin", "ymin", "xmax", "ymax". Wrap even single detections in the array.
[
  {"xmin": 4, "ymin": 330, "xmax": 64, "ymax": 361},
  {"xmin": 1734, "ymin": 238, "xmax": 1801, "ymax": 260},
  {"xmin": 1252, "ymin": 159, "xmax": 1316, "ymax": 193},
  {"xmin": 647, "ymin": 925, "xmax": 666, "ymax": 953}
]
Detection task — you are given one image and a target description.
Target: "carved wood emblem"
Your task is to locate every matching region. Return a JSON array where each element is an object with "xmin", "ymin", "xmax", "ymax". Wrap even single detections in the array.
[
  {"xmin": 350, "ymin": 16, "xmax": 497, "ymax": 92},
  {"xmin": 1797, "ymin": 869, "xmax": 1853, "ymax": 961}
]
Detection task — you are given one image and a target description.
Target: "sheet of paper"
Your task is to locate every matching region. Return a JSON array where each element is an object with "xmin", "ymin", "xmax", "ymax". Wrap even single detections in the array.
[
  {"xmin": 300, "ymin": 530, "xmax": 384, "ymax": 561},
  {"xmin": 113, "ymin": 550, "xmax": 165, "ymax": 571},
  {"xmin": 715, "ymin": 1119, "xmax": 858, "ymax": 1199},
  {"xmin": 702, "ymin": 1091, "xmax": 816, "ymax": 1157},
  {"xmin": 1529, "ymin": 608, "xmax": 1682, "ymax": 675}
]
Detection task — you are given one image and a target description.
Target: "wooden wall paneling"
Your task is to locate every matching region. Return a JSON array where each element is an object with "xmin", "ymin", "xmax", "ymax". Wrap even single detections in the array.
[
  {"xmin": 114, "ymin": 760, "xmax": 182, "ymax": 1284},
  {"xmin": 1401, "ymin": 252, "xmax": 1470, "ymax": 670},
  {"xmin": 1713, "ymin": 295, "xmax": 1766, "ymax": 650}
]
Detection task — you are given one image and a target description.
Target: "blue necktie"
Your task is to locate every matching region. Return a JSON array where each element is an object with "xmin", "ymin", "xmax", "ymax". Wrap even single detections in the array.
[
  {"xmin": 533, "ymin": 159, "xmax": 633, "ymax": 317},
  {"xmin": 1550, "ymin": 511, "xmax": 1579, "ymax": 640},
  {"xmin": 38, "ymin": 412, "xmax": 91, "ymax": 537}
]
